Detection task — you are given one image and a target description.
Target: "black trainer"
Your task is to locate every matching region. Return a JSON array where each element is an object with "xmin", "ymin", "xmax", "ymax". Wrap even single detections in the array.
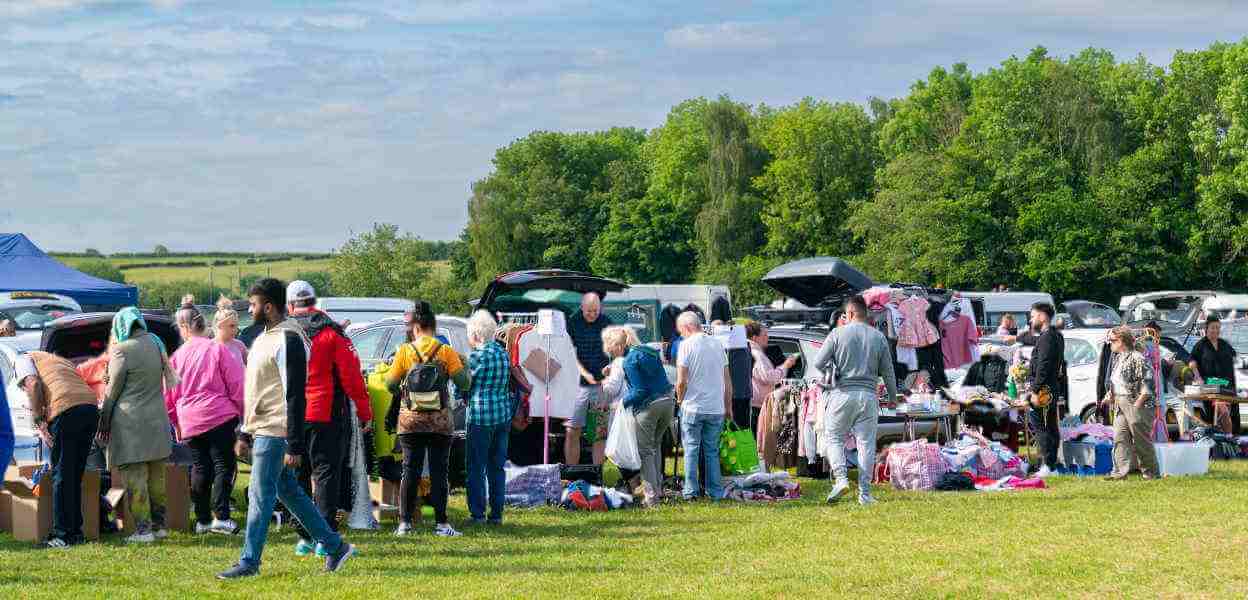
[
  {"xmin": 217, "ymin": 563, "xmax": 259, "ymax": 580},
  {"xmin": 324, "ymin": 543, "xmax": 355, "ymax": 573}
]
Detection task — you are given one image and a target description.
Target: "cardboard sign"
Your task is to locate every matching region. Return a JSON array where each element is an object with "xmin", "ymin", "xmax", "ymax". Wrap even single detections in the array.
[{"xmin": 712, "ymin": 324, "xmax": 748, "ymax": 350}]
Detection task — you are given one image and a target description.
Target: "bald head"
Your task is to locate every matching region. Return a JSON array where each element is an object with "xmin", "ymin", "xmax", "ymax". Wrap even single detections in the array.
[
  {"xmin": 676, "ymin": 311, "xmax": 702, "ymax": 336},
  {"xmin": 581, "ymin": 292, "xmax": 602, "ymax": 322}
]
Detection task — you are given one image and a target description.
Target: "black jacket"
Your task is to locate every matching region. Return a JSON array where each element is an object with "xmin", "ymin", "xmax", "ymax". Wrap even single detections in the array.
[{"xmin": 1028, "ymin": 328, "xmax": 1066, "ymax": 398}]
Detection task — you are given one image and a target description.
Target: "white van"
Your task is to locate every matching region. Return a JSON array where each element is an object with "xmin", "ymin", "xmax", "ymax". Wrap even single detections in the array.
[
  {"xmin": 1202, "ymin": 294, "xmax": 1248, "ymax": 321},
  {"xmin": 611, "ymin": 284, "xmax": 732, "ymax": 322},
  {"xmin": 961, "ymin": 291, "xmax": 1055, "ymax": 332}
]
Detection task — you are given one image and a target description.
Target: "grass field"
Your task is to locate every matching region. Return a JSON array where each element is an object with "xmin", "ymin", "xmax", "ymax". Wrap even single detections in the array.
[{"xmin": 2, "ymin": 461, "xmax": 1247, "ymax": 599}]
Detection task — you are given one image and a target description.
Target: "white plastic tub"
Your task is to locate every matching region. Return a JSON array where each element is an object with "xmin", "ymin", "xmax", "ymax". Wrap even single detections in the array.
[{"xmin": 1155, "ymin": 440, "xmax": 1213, "ymax": 477}]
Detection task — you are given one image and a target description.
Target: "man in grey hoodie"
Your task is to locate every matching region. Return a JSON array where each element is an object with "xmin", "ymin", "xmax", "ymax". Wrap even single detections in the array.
[{"xmin": 812, "ymin": 295, "xmax": 898, "ymax": 505}]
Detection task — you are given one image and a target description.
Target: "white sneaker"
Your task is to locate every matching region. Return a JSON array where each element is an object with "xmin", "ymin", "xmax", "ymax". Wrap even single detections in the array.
[
  {"xmin": 1035, "ymin": 465, "xmax": 1054, "ymax": 479},
  {"xmin": 858, "ymin": 493, "xmax": 877, "ymax": 506},
  {"xmin": 153, "ymin": 529, "xmax": 169, "ymax": 539},
  {"xmin": 394, "ymin": 522, "xmax": 414, "ymax": 537},
  {"xmin": 210, "ymin": 519, "xmax": 238, "ymax": 535},
  {"xmin": 434, "ymin": 523, "xmax": 462, "ymax": 538},
  {"xmin": 126, "ymin": 531, "xmax": 156, "ymax": 544},
  {"xmin": 826, "ymin": 480, "xmax": 850, "ymax": 504},
  {"xmin": 195, "ymin": 522, "xmax": 214, "ymax": 534}
]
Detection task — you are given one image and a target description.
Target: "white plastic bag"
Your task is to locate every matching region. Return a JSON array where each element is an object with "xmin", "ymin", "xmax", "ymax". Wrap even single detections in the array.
[{"xmin": 604, "ymin": 403, "xmax": 641, "ymax": 470}]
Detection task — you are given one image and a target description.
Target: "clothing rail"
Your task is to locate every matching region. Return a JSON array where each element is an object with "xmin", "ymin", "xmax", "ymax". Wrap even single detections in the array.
[{"xmin": 497, "ymin": 311, "xmax": 539, "ymax": 325}]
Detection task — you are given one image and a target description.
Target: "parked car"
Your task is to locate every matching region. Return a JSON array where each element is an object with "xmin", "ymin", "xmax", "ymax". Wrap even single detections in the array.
[
  {"xmin": 349, "ymin": 315, "xmax": 469, "ymax": 375},
  {"xmin": 0, "ymin": 291, "xmax": 82, "ymax": 349},
  {"xmin": 961, "ymin": 291, "xmax": 1055, "ymax": 333},
  {"xmin": 1, "ymin": 339, "xmax": 42, "ymax": 462},
  {"xmin": 1057, "ymin": 300, "xmax": 1122, "ymax": 330},
  {"xmin": 1119, "ymin": 291, "xmax": 1215, "ymax": 341},
  {"xmin": 316, "ymin": 297, "xmax": 414, "ymax": 333},
  {"xmin": 1199, "ymin": 294, "xmax": 1248, "ymax": 321}
]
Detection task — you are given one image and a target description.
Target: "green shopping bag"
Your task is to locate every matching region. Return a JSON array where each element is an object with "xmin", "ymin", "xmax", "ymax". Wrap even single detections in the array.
[{"xmin": 720, "ymin": 422, "xmax": 760, "ymax": 475}]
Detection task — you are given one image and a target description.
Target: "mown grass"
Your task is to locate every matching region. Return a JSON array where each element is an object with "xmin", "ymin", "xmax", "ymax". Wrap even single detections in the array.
[{"xmin": 2, "ymin": 461, "xmax": 1246, "ymax": 599}]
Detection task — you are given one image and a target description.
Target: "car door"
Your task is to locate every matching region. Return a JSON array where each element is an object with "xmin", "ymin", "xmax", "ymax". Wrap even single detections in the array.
[
  {"xmin": 350, "ymin": 326, "xmax": 392, "ymax": 374},
  {"xmin": 1064, "ymin": 337, "xmax": 1100, "ymax": 420}
]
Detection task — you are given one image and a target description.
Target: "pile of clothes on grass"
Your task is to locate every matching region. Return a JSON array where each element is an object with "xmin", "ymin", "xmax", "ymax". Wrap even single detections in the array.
[
  {"xmin": 503, "ymin": 463, "xmax": 564, "ymax": 507},
  {"xmin": 881, "ymin": 428, "xmax": 1045, "ymax": 492},
  {"xmin": 559, "ymin": 480, "xmax": 634, "ymax": 511},
  {"xmin": 722, "ymin": 471, "xmax": 801, "ymax": 503}
]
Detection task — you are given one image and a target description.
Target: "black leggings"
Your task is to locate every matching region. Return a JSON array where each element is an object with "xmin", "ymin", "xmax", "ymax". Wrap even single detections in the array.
[
  {"xmin": 187, "ymin": 417, "xmax": 238, "ymax": 524},
  {"xmin": 399, "ymin": 433, "xmax": 451, "ymax": 524}
]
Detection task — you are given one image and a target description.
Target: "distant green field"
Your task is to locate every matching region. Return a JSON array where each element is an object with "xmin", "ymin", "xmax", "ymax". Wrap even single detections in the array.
[{"xmin": 53, "ymin": 255, "xmax": 449, "ymax": 288}]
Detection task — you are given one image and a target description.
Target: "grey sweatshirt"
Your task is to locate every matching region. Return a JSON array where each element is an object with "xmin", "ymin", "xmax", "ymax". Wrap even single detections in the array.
[{"xmin": 812, "ymin": 322, "xmax": 898, "ymax": 400}]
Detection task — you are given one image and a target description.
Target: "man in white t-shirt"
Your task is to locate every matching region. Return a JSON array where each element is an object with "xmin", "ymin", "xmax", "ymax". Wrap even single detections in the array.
[{"xmin": 674, "ymin": 311, "xmax": 731, "ymax": 500}]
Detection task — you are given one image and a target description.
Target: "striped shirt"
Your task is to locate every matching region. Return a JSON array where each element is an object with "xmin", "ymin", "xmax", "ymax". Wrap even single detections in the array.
[{"xmin": 467, "ymin": 340, "xmax": 513, "ymax": 427}]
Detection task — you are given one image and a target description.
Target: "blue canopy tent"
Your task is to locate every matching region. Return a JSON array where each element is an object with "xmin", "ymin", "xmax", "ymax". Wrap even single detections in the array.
[{"xmin": 0, "ymin": 233, "xmax": 138, "ymax": 309}]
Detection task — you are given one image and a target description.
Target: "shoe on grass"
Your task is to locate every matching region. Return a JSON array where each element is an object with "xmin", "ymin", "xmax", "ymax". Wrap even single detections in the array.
[
  {"xmin": 153, "ymin": 528, "xmax": 169, "ymax": 540},
  {"xmin": 43, "ymin": 537, "xmax": 71, "ymax": 549},
  {"xmin": 210, "ymin": 519, "xmax": 239, "ymax": 535},
  {"xmin": 316, "ymin": 542, "xmax": 328, "ymax": 557},
  {"xmin": 217, "ymin": 563, "xmax": 258, "ymax": 580},
  {"xmin": 858, "ymin": 493, "xmax": 877, "ymax": 506},
  {"xmin": 126, "ymin": 531, "xmax": 156, "ymax": 544},
  {"xmin": 434, "ymin": 523, "xmax": 462, "ymax": 538},
  {"xmin": 294, "ymin": 539, "xmax": 315, "ymax": 556},
  {"xmin": 395, "ymin": 522, "xmax": 414, "ymax": 537},
  {"xmin": 195, "ymin": 522, "xmax": 214, "ymax": 535},
  {"xmin": 1034, "ymin": 465, "xmax": 1054, "ymax": 479},
  {"xmin": 324, "ymin": 543, "xmax": 355, "ymax": 573},
  {"xmin": 826, "ymin": 480, "xmax": 850, "ymax": 504}
]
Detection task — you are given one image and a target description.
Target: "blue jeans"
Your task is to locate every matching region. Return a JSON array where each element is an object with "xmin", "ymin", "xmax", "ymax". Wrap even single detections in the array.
[
  {"xmin": 240, "ymin": 436, "xmax": 342, "ymax": 569},
  {"xmin": 680, "ymin": 411, "xmax": 724, "ymax": 499},
  {"xmin": 466, "ymin": 422, "xmax": 510, "ymax": 521}
]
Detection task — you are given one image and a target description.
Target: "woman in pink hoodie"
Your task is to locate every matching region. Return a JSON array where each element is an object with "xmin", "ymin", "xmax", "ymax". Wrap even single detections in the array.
[{"xmin": 166, "ymin": 300, "xmax": 245, "ymax": 535}]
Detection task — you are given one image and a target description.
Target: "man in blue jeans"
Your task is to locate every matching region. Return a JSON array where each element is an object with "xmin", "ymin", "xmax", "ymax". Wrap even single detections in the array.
[
  {"xmin": 219, "ymin": 278, "xmax": 355, "ymax": 579},
  {"xmin": 674, "ymin": 312, "xmax": 731, "ymax": 500}
]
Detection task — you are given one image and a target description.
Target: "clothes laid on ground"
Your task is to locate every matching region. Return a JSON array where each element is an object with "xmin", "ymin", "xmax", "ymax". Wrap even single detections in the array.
[
  {"xmin": 559, "ymin": 480, "xmax": 633, "ymax": 511},
  {"xmin": 939, "ymin": 431, "xmax": 1028, "ymax": 479},
  {"xmin": 503, "ymin": 462, "xmax": 563, "ymax": 507},
  {"xmin": 722, "ymin": 471, "xmax": 801, "ymax": 502},
  {"xmin": 972, "ymin": 475, "xmax": 1047, "ymax": 491},
  {"xmin": 934, "ymin": 472, "xmax": 975, "ymax": 491}
]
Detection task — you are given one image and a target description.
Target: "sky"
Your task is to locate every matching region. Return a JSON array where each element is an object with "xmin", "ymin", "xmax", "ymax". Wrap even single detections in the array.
[{"xmin": 1, "ymin": 1, "xmax": 1246, "ymax": 253}]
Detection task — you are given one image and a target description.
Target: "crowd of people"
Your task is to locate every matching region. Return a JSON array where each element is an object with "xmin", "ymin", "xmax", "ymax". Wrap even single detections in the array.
[{"xmin": 2, "ymin": 278, "xmax": 1237, "ymax": 579}]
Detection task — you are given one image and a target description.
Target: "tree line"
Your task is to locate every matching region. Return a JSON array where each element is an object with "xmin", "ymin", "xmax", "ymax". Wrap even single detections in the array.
[{"xmin": 451, "ymin": 41, "xmax": 1248, "ymax": 307}]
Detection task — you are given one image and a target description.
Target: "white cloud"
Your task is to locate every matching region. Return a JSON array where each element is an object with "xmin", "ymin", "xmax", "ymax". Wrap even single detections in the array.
[
  {"xmin": 0, "ymin": 0, "xmax": 190, "ymax": 17},
  {"xmin": 376, "ymin": 0, "xmax": 585, "ymax": 24},
  {"xmin": 300, "ymin": 14, "xmax": 371, "ymax": 31},
  {"xmin": 664, "ymin": 22, "xmax": 779, "ymax": 51}
]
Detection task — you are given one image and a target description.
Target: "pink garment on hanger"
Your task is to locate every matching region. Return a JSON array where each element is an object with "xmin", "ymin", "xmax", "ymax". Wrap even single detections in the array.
[
  {"xmin": 896, "ymin": 296, "xmax": 939, "ymax": 348},
  {"xmin": 940, "ymin": 314, "xmax": 979, "ymax": 368},
  {"xmin": 863, "ymin": 288, "xmax": 892, "ymax": 312}
]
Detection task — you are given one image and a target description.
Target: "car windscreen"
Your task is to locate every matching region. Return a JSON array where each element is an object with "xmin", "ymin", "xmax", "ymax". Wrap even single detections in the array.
[
  {"xmin": 1128, "ymin": 296, "xmax": 1203, "ymax": 325},
  {"xmin": 1219, "ymin": 320, "xmax": 1248, "ymax": 355},
  {"xmin": 1064, "ymin": 338, "xmax": 1098, "ymax": 367},
  {"xmin": 1069, "ymin": 304, "xmax": 1121, "ymax": 327},
  {"xmin": 4, "ymin": 305, "xmax": 79, "ymax": 330},
  {"xmin": 327, "ymin": 311, "xmax": 405, "ymax": 327}
]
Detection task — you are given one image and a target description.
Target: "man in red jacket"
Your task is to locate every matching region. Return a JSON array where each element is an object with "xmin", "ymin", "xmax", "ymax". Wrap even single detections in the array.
[{"xmin": 286, "ymin": 281, "xmax": 373, "ymax": 554}]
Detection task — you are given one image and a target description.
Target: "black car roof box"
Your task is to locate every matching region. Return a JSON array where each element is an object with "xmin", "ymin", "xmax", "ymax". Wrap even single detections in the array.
[{"xmin": 762, "ymin": 257, "xmax": 874, "ymax": 307}]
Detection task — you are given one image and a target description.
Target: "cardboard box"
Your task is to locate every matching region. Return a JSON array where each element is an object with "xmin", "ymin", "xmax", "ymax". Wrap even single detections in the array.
[
  {"xmin": 110, "ymin": 463, "xmax": 191, "ymax": 534},
  {"xmin": 369, "ymin": 477, "xmax": 406, "ymax": 522},
  {"xmin": 4, "ymin": 466, "xmax": 100, "ymax": 541},
  {"xmin": 0, "ymin": 490, "xmax": 13, "ymax": 533}
]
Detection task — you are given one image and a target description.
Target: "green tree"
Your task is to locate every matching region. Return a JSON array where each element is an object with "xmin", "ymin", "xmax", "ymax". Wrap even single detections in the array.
[
  {"xmin": 330, "ymin": 223, "xmax": 432, "ymax": 300},
  {"xmin": 293, "ymin": 271, "xmax": 334, "ymax": 297},
  {"xmin": 153, "ymin": 244, "xmax": 170, "ymax": 256},
  {"xmin": 756, "ymin": 98, "xmax": 877, "ymax": 259}
]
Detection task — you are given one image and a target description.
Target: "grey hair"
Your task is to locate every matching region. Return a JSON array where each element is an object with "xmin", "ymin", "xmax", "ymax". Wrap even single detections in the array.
[
  {"xmin": 676, "ymin": 311, "xmax": 702, "ymax": 331},
  {"xmin": 467, "ymin": 309, "xmax": 498, "ymax": 345}
]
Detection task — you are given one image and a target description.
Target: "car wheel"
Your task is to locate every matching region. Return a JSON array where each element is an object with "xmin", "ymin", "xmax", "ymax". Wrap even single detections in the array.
[{"xmin": 1079, "ymin": 404, "xmax": 1103, "ymax": 425}]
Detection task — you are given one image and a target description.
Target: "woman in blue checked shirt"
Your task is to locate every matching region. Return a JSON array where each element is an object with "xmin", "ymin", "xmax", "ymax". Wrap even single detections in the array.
[{"xmin": 464, "ymin": 310, "xmax": 513, "ymax": 525}]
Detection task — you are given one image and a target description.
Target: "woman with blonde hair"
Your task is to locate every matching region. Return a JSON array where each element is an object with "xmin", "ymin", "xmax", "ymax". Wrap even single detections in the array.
[
  {"xmin": 601, "ymin": 325, "xmax": 673, "ymax": 507},
  {"xmin": 213, "ymin": 296, "xmax": 248, "ymax": 366},
  {"xmin": 1103, "ymin": 326, "xmax": 1159, "ymax": 480}
]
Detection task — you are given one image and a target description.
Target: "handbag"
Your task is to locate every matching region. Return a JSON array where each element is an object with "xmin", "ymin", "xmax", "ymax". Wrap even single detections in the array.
[
  {"xmin": 719, "ymin": 422, "xmax": 760, "ymax": 475},
  {"xmin": 522, "ymin": 348, "xmax": 561, "ymax": 383}
]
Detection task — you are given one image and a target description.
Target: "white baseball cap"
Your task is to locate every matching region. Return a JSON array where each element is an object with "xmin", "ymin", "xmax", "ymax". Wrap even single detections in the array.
[
  {"xmin": 14, "ymin": 354, "xmax": 36, "ymax": 384},
  {"xmin": 286, "ymin": 280, "xmax": 316, "ymax": 304}
]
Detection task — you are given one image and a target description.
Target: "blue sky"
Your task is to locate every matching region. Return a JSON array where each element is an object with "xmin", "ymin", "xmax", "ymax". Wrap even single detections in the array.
[{"xmin": 2, "ymin": 0, "xmax": 1246, "ymax": 252}]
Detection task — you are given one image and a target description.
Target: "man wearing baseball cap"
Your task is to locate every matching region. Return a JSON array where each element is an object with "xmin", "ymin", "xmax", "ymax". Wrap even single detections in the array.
[
  {"xmin": 15, "ymin": 352, "xmax": 99, "ymax": 547},
  {"xmin": 284, "ymin": 280, "xmax": 373, "ymax": 556}
]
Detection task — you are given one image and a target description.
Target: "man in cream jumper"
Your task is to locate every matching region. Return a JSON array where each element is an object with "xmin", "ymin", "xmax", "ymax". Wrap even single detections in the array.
[{"xmin": 217, "ymin": 278, "xmax": 356, "ymax": 580}]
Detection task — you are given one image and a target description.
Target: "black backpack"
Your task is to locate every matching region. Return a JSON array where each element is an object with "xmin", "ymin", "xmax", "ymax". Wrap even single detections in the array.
[{"xmin": 401, "ymin": 342, "xmax": 447, "ymax": 412}]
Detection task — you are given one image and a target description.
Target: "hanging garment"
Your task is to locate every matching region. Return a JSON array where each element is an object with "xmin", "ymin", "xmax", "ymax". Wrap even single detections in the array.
[
  {"xmin": 346, "ymin": 410, "xmax": 379, "ymax": 530},
  {"xmin": 915, "ymin": 343, "xmax": 950, "ymax": 389},
  {"xmin": 940, "ymin": 314, "xmax": 980, "ymax": 369},
  {"xmin": 756, "ymin": 391, "xmax": 779, "ymax": 469},
  {"xmin": 897, "ymin": 296, "xmax": 939, "ymax": 348},
  {"xmin": 519, "ymin": 330, "xmax": 580, "ymax": 419}
]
